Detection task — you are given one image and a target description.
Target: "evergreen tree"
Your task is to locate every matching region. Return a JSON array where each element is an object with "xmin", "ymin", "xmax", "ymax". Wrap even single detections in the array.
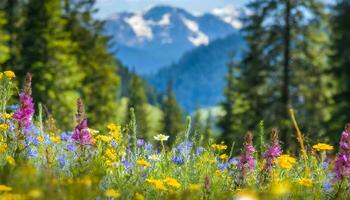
[
  {"xmin": 329, "ymin": 0, "xmax": 350, "ymax": 141},
  {"xmin": 127, "ymin": 75, "xmax": 150, "ymax": 139},
  {"xmin": 63, "ymin": 0, "xmax": 120, "ymax": 128},
  {"xmin": 161, "ymin": 80, "xmax": 184, "ymax": 144},
  {"xmin": 20, "ymin": 0, "xmax": 83, "ymax": 129},
  {"xmin": 0, "ymin": 11, "xmax": 9, "ymax": 65},
  {"xmin": 218, "ymin": 60, "xmax": 249, "ymax": 148},
  {"xmin": 1, "ymin": 0, "xmax": 23, "ymax": 71},
  {"xmin": 241, "ymin": 0, "xmax": 333, "ymax": 147}
]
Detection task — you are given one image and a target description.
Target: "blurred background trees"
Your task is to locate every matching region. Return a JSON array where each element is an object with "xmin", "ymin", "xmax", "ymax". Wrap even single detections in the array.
[{"xmin": 0, "ymin": 0, "xmax": 349, "ymax": 150}]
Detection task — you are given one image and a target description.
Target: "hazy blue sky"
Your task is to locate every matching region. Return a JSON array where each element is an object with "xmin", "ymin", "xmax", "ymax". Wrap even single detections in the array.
[{"xmin": 95, "ymin": 0, "xmax": 246, "ymax": 18}]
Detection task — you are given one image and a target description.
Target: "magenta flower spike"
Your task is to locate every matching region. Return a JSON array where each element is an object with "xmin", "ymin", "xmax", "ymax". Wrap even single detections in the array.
[
  {"xmin": 71, "ymin": 98, "xmax": 92, "ymax": 145},
  {"xmin": 263, "ymin": 128, "xmax": 282, "ymax": 172},
  {"xmin": 237, "ymin": 131, "xmax": 256, "ymax": 175},
  {"xmin": 13, "ymin": 73, "xmax": 35, "ymax": 129},
  {"xmin": 334, "ymin": 124, "xmax": 350, "ymax": 180}
]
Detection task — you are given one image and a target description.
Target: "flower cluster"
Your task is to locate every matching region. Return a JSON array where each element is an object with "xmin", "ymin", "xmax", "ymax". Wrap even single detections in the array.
[
  {"xmin": 263, "ymin": 128, "xmax": 282, "ymax": 172},
  {"xmin": 13, "ymin": 73, "xmax": 34, "ymax": 129},
  {"xmin": 237, "ymin": 131, "xmax": 256, "ymax": 176},
  {"xmin": 334, "ymin": 124, "xmax": 350, "ymax": 179}
]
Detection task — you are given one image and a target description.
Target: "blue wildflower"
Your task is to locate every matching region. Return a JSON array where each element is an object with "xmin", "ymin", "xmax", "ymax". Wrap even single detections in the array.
[
  {"xmin": 322, "ymin": 162, "xmax": 329, "ymax": 169},
  {"xmin": 57, "ymin": 155, "xmax": 67, "ymax": 168},
  {"xmin": 28, "ymin": 147, "xmax": 38, "ymax": 158},
  {"xmin": 323, "ymin": 181, "xmax": 332, "ymax": 192},
  {"xmin": 172, "ymin": 155, "xmax": 185, "ymax": 165},
  {"xmin": 196, "ymin": 147, "xmax": 204, "ymax": 155},
  {"xmin": 60, "ymin": 132, "xmax": 71, "ymax": 141},
  {"xmin": 67, "ymin": 143, "xmax": 77, "ymax": 151},
  {"xmin": 122, "ymin": 159, "xmax": 132, "ymax": 169},
  {"xmin": 137, "ymin": 139, "xmax": 145, "ymax": 147},
  {"xmin": 144, "ymin": 143, "xmax": 153, "ymax": 151}
]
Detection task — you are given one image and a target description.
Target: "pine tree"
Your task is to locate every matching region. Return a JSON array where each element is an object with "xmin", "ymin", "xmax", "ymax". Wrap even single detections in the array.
[
  {"xmin": 127, "ymin": 75, "xmax": 150, "ymax": 139},
  {"xmin": 329, "ymin": 0, "xmax": 350, "ymax": 141},
  {"xmin": 1, "ymin": 0, "xmax": 23, "ymax": 71},
  {"xmin": 63, "ymin": 0, "xmax": 120, "ymax": 128},
  {"xmin": 20, "ymin": 0, "xmax": 83, "ymax": 129},
  {"xmin": 218, "ymin": 60, "xmax": 249, "ymax": 148},
  {"xmin": 0, "ymin": 11, "xmax": 9, "ymax": 65},
  {"xmin": 161, "ymin": 80, "xmax": 184, "ymax": 144},
  {"xmin": 240, "ymin": 0, "xmax": 333, "ymax": 147}
]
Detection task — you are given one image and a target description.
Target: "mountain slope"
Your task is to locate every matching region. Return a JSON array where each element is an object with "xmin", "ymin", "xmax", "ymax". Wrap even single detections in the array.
[
  {"xmin": 104, "ymin": 5, "xmax": 241, "ymax": 74},
  {"xmin": 147, "ymin": 33, "xmax": 246, "ymax": 112}
]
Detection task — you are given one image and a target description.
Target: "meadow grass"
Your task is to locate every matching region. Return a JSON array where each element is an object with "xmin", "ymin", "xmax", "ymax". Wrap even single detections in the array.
[{"xmin": 0, "ymin": 71, "xmax": 348, "ymax": 200}]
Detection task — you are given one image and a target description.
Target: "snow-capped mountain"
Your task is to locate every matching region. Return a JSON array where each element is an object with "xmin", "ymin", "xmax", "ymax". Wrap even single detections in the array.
[{"xmin": 104, "ymin": 5, "xmax": 242, "ymax": 74}]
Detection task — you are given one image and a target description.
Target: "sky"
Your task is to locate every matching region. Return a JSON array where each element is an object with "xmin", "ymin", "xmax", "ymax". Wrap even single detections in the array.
[{"xmin": 95, "ymin": 0, "xmax": 246, "ymax": 19}]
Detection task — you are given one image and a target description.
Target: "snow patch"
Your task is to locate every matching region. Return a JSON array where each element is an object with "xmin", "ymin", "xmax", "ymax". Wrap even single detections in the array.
[
  {"xmin": 181, "ymin": 17, "xmax": 209, "ymax": 46},
  {"xmin": 212, "ymin": 5, "xmax": 242, "ymax": 29},
  {"xmin": 124, "ymin": 14, "xmax": 153, "ymax": 40}
]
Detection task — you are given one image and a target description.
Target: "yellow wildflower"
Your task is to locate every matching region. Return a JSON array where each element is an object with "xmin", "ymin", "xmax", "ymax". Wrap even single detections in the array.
[
  {"xmin": 78, "ymin": 176, "xmax": 92, "ymax": 187},
  {"xmin": 0, "ymin": 72, "xmax": 3, "ymax": 79},
  {"xmin": 189, "ymin": 184, "xmax": 201, "ymax": 192},
  {"xmin": 146, "ymin": 178, "xmax": 167, "ymax": 191},
  {"xmin": 1, "ymin": 113, "xmax": 12, "ymax": 119},
  {"xmin": 105, "ymin": 148, "xmax": 117, "ymax": 161},
  {"xmin": 219, "ymin": 153, "xmax": 229, "ymax": 160},
  {"xmin": 0, "ymin": 123, "xmax": 9, "ymax": 131},
  {"xmin": 211, "ymin": 144, "xmax": 227, "ymax": 150},
  {"xmin": 6, "ymin": 155, "xmax": 16, "ymax": 166},
  {"xmin": 136, "ymin": 159, "xmax": 151, "ymax": 168},
  {"xmin": 275, "ymin": 154, "xmax": 296, "ymax": 169},
  {"xmin": 0, "ymin": 193, "xmax": 22, "ymax": 200},
  {"xmin": 3, "ymin": 71, "xmax": 15, "ymax": 79},
  {"xmin": 312, "ymin": 143, "xmax": 333, "ymax": 151},
  {"xmin": 134, "ymin": 192, "xmax": 144, "ymax": 200},
  {"xmin": 299, "ymin": 178, "xmax": 313, "ymax": 187},
  {"xmin": 0, "ymin": 185, "xmax": 12, "ymax": 192},
  {"xmin": 107, "ymin": 123, "xmax": 122, "ymax": 141},
  {"xmin": 105, "ymin": 189, "xmax": 120, "ymax": 198},
  {"xmin": 27, "ymin": 189, "xmax": 42, "ymax": 199},
  {"xmin": 50, "ymin": 135, "xmax": 61, "ymax": 144},
  {"xmin": 0, "ymin": 143, "xmax": 7, "ymax": 154},
  {"xmin": 96, "ymin": 135, "xmax": 112, "ymax": 143},
  {"xmin": 36, "ymin": 136, "xmax": 44, "ymax": 144},
  {"xmin": 215, "ymin": 170, "xmax": 223, "ymax": 177},
  {"xmin": 164, "ymin": 177, "xmax": 181, "ymax": 189},
  {"xmin": 271, "ymin": 181, "xmax": 291, "ymax": 196}
]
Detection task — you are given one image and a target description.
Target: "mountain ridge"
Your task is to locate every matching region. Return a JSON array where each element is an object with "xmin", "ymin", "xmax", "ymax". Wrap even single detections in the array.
[{"xmin": 103, "ymin": 5, "xmax": 242, "ymax": 74}]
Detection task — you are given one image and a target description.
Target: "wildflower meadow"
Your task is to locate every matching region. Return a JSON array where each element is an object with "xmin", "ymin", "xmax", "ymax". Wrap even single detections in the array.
[{"xmin": 0, "ymin": 71, "xmax": 349, "ymax": 200}]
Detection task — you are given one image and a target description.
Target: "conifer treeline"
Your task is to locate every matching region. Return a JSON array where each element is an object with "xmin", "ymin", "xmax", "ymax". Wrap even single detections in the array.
[
  {"xmin": 218, "ymin": 0, "xmax": 350, "ymax": 149},
  {"xmin": 0, "ymin": 0, "xmax": 185, "ymax": 140}
]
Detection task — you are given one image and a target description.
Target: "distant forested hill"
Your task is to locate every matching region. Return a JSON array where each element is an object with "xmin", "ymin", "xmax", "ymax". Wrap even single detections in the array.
[{"xmin": 147, "ymin": 33, "xmax": 245, "ymax": 112}]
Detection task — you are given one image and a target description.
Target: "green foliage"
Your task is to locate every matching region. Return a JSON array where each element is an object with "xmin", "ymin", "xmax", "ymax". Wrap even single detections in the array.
[
  {"xmin": 0, "ymin": 11, "xmax": 9, "ymax": 65},
  {"xmin": 239, "ymin": 0, "xmax": 334, "ymax": 148},
  {"xmin": 329, "ymin": 0, "xmax": 350, "ymax": 141},
  {"xmin": 64, "ymin": 0, "xmax": 120, "ymax": 129},
  {"xmin": 20, "ymin": 0, "xmax": 83, "ymax": 129},
  {"xmin": 127, "ymin": 75, "xmax": 150, "ymax": 139},
  {"xmin": 217, "ymin": 60, "xmax": 249, "ymax": 149},
  {"xmin": 161, "ymin": 80, "xmax": 184, "ymax": 145}
]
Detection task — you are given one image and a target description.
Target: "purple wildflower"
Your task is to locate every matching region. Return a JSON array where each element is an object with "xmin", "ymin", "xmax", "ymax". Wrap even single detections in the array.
[
  {"xmin": 13, "ymin": 73, "xmax": 34, "ymax": 129},
  {"xmin": 334, "ymin": 123, "xmax": 350, "ymax": 180},
  {"xmin": 237, "ymin": 131, "xmax": 256, "ymax": 176},
  {"xmin": 137, "ymin": 139, "xmax": 145, "ymax": 147},
  {"xmin": 262, "ymin": 128, "xmax": 282, "ymax": 172},
  {"xmin": 72, "ymin": 119, "xmax": 92, "ymax": 145},
  {"xmin": 71, "ymin": 98, "xmax": 92, "ymax": 145}
]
